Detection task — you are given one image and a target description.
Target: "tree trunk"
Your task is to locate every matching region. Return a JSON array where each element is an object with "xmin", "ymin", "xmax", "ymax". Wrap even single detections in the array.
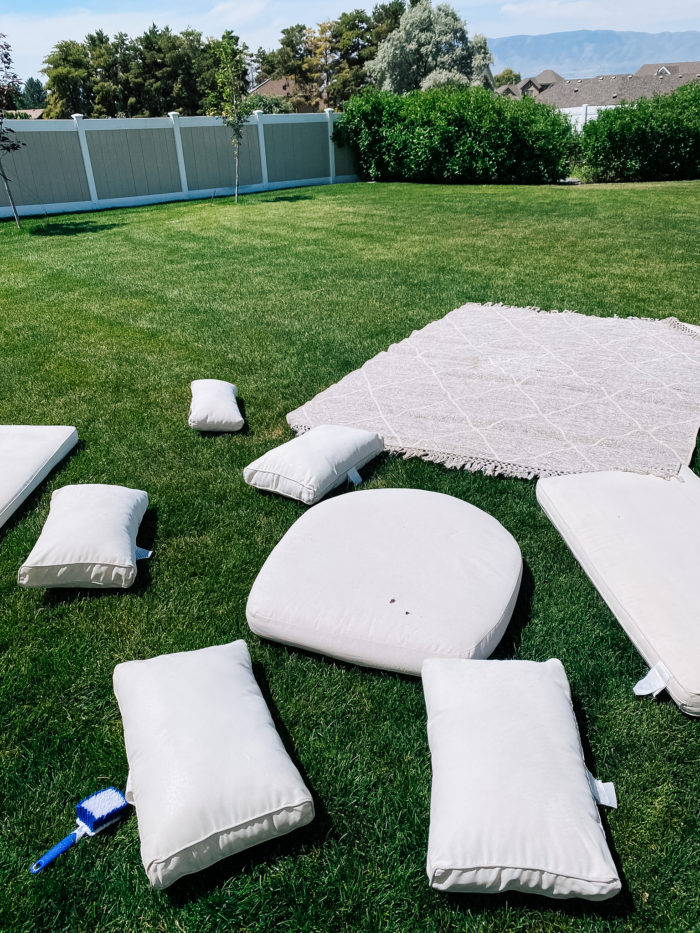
[
  {"xmin": 0, "ymin": 155, "xmax": 21, "ymax": 229},
  {"xmin": 234, "ymin": 139, "xmax": 239, "ymax": 204}
]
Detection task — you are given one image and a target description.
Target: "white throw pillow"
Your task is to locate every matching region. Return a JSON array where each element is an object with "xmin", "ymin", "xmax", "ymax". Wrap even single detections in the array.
[
  {"xmin": 243, "ymin": 425, "xmax": 383, "ymax": 505},
  {"xmin": 189, "ymin": 379, "xmax": 244, "ymax": 432},
  {"xmin": 0, "ymin": 425, "xmax": 78, "ymax": 529},
  {"xmin": 423, "ymin": 658, "xmax": 621, "ymax": 901},
  {"xmin": 247, "ymin": 488, "xmax": 522, "ymax": 674},
  {"xmin": 113, "ymin": 640, "xmax": 314, "ymax": 889},
  {"xmin": 18, "ymin": 484, "xmax": 148, "ymax": 589}
]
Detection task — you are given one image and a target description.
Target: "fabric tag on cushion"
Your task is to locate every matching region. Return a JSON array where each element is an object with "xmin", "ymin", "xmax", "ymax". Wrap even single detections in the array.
[
  {"xmin": 586, "ymin": 771, "xmax": 618, "ymax": 809},
  {"xmin": 633, "ymin": 661, "xmax": 671, "ymax": 697}
]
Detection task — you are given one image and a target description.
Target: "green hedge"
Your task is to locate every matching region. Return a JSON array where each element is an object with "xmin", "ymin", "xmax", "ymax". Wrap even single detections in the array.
[
  {"xmin": 580, "ymin": 81, "xmax": 700, "ymax": 182},
  {"xmin": 334, "ymin": 86, "xmax": 575, "ymax": 184}
]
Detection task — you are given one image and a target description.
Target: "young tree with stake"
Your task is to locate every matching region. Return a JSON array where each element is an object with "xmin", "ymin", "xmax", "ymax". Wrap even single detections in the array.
[
  {"xmin": 209, "ymin": 32, "xmax": 254, "ymax": 204},
  {"xmin": 0, "ymin": 33, "xmax": 25, "ymax": 228}
]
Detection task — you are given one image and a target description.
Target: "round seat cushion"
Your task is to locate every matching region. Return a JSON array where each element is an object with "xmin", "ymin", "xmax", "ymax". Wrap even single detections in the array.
[{"xmin": 246, "ymin": 488, "xmax": 522, "ymax": 675}]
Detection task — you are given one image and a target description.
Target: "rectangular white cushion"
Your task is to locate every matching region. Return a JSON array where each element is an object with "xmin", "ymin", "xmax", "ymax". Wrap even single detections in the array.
[
  {"xmin": 189, "ymin": 379, "xmax": 244, "ymax": 432},
  {"xmin": 537, "ymin": 467, "xmax": 700, "ymax": 716},
  {"xmin": 423, "ymin": 658, "xmax": 621, "ymax": 901},
  {"xmin": 243, "ymin": 425, "xmax": 384, "ymax": 505},
  {"xmin": 0, "ymin": 425, "xmax": 78, "ymax": 529},
  {"xmin": 18, "ymin": 484, "xmax": 148, "ymax": 589},
  {"xmin": 113, "ymin": 640, "xmax": 314, "ymax": 889}
]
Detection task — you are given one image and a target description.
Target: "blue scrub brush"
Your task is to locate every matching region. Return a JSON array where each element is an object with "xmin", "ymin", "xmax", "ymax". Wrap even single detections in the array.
[{"xmin": 30, "ymin": 787, "xmax": 129, "ymax": 874}]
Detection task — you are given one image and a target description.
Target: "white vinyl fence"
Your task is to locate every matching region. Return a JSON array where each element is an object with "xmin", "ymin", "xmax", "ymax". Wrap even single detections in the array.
[
  {"xmin": 561, "ymin": 104, "xmax": 616, "ymax": 131},
  {"xmin": 0, "ymin": 109, "xmax": 359, "ymax": 219}
]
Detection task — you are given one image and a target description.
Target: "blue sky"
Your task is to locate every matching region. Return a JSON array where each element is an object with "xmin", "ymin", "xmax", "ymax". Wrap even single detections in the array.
[{"xmin": 2, "ymin": 0, "xmax": 700, "ymax": 81}]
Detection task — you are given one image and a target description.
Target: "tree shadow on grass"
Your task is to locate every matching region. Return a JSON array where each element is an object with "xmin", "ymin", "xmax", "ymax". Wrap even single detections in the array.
[
  {"xmin": 43, "ymin": 505, "xmax": 157, "ymax": 605},
  {"xmin": 164, "ymin": 662, "xmax": 331, "ymax": 905},
  {"xmin": 30, "ymin": 220, "xmax": 124, "ymax": 237},
  {"xmin": 264, "ymin": 193, "xmax": 313, "ymax": 203}
]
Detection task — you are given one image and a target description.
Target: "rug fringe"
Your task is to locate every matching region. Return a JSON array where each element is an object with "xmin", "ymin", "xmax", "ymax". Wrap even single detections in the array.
[{"xmin": 287, "ymin": 425, "xmax": 683, "ymax": 479}]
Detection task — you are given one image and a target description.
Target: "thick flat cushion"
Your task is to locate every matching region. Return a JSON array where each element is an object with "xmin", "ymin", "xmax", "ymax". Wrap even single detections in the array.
[
  {"xmin": 18, "ymin": 484, "xmax": 148, "ymax": 589},
  {"xmin": 189, "ymin": 379, "xmax": 244, "ymax": 432},
  {"xmin": 113, "ymin": 640, "xmax": 314, "ymax": 889},
  {"xmin": 247, "ymin": 488, "xmax": 522, "ymax": 675},
  {"xmin": 243, "ymin": 425, "xmax": 384, "ymax": 505},
  {"xmin": 0, "ymin": 425, "xmax": 78, "ymax": 529},
  {"xmin": 423, "ymin": 658, "xmax": 621, "ymax": 901},
  {"xmin": 536, "ymin": 467, "xmax": 700, "ymax": 716}
]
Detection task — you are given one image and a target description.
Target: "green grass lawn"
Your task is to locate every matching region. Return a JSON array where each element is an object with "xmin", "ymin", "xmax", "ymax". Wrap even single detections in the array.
[{"xmin": 1, "ymin": 181, "xmax": 699, "ymax": 933}]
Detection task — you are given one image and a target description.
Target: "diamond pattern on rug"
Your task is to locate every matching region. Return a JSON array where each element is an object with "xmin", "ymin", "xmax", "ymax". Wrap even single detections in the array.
[{"xmin": 287, "ymin": 303, "xmax": 700, "ymax": 479}]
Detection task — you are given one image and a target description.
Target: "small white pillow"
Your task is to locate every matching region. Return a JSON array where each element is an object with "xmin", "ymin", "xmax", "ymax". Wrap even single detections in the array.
[
  {"xmin": 18, "ymin": 484, "xmax": 148, "ymax": 589},
  {"xmin": 189, "ymin": 379, "xmax": 244, "ymax": 432},
  {"xmin": 113, "ymin": 640, "xmax": 315, "ymax": 889},
  {"xmin": 243, "ymin": 425, "xmax": 383, "ymax": 505},
  {"xmin": 423, "ymin": 658, "xmax": 621, "ymax": 901}
]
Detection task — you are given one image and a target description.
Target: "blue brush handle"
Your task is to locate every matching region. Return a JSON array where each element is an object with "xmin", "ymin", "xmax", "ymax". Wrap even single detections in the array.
[{"xmin": 30, "ymin": 831, "xmax": 78, "ymax": 874}]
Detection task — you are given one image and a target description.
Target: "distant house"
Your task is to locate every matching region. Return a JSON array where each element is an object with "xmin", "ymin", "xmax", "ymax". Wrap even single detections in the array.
[
  {"xmin": 635, "ymin": 62, "xmax": 700, "ymax": 77},
  {"xmin": 248, "ymin": 76, "xmax": 326, "ymax": 113},
  {"xmin": 537, "ymin": 72, "xmax": 699, "ymax": 109},
  {"xmin": 496, "ymin": 69, "xmax": 563, "ymax": 99},
  {"xmin": 494, "ymin": 61, "xmax": 699, "ymax": 128},
  {"xmin": 9, "ymin": 108, "xmax": 44, "ymax": 119}
]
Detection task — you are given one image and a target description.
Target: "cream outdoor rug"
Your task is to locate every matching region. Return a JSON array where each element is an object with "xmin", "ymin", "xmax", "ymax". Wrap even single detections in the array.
[{"xmin": 287, "ymin": 303, "xmax": 700, "ymax": 479}]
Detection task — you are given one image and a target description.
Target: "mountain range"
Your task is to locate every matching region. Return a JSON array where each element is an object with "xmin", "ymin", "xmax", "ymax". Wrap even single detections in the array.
[{"xmin": 487, "ymin": 30, "xmax": 700, "ymax": 80}]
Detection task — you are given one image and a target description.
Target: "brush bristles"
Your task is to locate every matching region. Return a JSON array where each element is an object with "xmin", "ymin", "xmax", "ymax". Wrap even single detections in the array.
[{"xmin": 76, "ymin": 787, "xmax": 128, "ymax": 832}]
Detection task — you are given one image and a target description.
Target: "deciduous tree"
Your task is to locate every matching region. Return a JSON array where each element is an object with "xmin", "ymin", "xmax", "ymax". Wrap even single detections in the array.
[
  {"xmin": 494, "ymin": 67, "xmax": 521, "ymax": 87},
  {"xmin": 0, "ymin": 33, "xmax": 25, "ymax": 227},
  {"xmin": 366, "ymin": 0, "xmax": 490, "ymax": 93}
]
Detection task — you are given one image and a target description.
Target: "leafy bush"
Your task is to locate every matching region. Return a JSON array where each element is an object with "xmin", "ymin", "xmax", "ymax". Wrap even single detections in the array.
[
  {"xmin": 580, "ymin": 81, "xmax": 700, "ymax": 182},
  {"xmin": 334, "ymin": 86, "xmax": 575, "ymax": 184},
  {"xmin": 245, "ymin": 93, "xmax": 294, "ymax": 114}
]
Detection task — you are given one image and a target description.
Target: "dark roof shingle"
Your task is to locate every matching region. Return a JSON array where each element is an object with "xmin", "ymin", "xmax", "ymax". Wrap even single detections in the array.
[{"xmin": 538, "ymin": 73, "xmax": 699, "ymax": 107}]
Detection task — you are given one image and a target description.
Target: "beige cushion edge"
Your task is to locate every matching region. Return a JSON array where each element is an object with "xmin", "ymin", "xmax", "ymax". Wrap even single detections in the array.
[
  {"xmin": 145, "ymin": 798, "xmax": 315, "ymax": 889},
  {"xmin": 247, "ymin": 559, "xmax": 521, "ymax": 674},
  {"xmin": 427, "ymin": 865, "xmax": 621, "ymax": 901},
  {"xmin": 536, "ymin": 480, "xmax": 699, "ymax": 716},
  {"xmin": 0, "ymin": 427, "xmax": 78, "ymax": 530}
]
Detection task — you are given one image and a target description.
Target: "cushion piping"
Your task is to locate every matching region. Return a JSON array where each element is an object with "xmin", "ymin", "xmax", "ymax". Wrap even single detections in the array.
[{"xmin": 142, "ymin": 796, "xmax": 314, "ymax": 869}]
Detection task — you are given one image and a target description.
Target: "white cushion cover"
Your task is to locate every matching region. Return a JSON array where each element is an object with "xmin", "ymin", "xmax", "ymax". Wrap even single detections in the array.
[
  {"xmin": 247, "ymin": 488, "xmax": 522, "ymax": 674},
  {"xmin": 537, "ymin": 467, "xmax": 700, "ymax": 716},
  {"xmin": 113, "ymin": 640, "xmax": 314, "ymax": 889},
  {"xmin": 0, "ymin": 425, "xmax": 78, "ymax": 529},
  {"xmin": 18, "ymin": 484, "xmax": 148, "ymax": 589},
  {"xmin": 423, "ymin": 658, "xmax": 621, "ymax": 901},
  {"xmin": 189, "ymin": 379, "xmax": 244, "ymax": 432},
  {"xmin": 243, "ymin": 425, "xmax": 383, "ymax": 505}
]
